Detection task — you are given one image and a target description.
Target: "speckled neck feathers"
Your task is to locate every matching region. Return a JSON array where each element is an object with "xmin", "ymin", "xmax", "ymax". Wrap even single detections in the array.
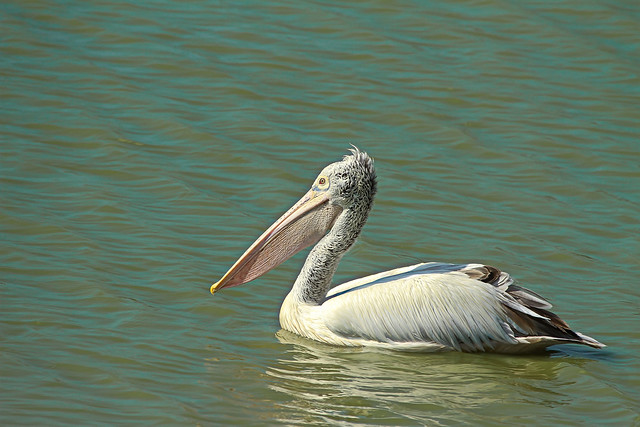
[{"xmin": 292, "ymin": 148, "xmax": 377, "ymax": 304}]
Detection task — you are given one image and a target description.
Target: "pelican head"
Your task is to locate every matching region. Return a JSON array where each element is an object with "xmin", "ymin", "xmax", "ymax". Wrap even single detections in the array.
[{"xmin": 211, "ymin": 147, "xmax": 377, "ymax": 294}]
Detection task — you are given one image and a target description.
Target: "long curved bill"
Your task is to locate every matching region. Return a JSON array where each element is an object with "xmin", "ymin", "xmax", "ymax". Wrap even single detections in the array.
[{"xmin": 210, "ymin": 188, "xmax": 342, "ymax": 294}]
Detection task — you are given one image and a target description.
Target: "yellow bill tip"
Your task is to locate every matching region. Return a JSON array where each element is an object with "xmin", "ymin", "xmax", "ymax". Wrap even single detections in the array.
[{"xmin": 210, "ymin": 281, "xmax": 221, "ymax": 295}]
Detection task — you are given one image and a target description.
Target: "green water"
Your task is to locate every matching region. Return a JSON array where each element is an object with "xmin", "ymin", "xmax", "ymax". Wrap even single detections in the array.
[{"xmin": 1, "ymin": 0, "xmax": 639, "ymax": 424}]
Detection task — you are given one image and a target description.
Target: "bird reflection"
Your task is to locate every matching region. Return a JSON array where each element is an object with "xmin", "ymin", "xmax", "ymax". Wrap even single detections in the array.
[{"xmin": 264, "ymin": 330, "xmax": 596, "ymax": 424}]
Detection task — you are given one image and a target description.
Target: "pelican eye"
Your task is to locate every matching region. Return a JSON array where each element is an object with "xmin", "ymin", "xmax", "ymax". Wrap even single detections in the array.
[{"xmin": 316, "ymin": 176, "xmax": 330, "ymax": 190}]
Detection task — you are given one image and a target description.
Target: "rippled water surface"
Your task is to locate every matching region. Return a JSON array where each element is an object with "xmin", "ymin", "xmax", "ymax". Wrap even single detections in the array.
[{"xmin": 2, "ymin": 0, "xmax": 639, "ymax": 425}]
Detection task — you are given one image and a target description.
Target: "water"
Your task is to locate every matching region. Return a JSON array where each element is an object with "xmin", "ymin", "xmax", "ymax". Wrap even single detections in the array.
[{"xmin": 1, "ymin": 0, "xmax": 639, "ymax": 424}]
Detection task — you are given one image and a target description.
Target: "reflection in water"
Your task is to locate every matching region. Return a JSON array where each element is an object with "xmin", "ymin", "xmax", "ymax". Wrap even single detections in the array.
[{"xmin": 265, "ymin": 330, "xmax": 578, "ymax": 424}]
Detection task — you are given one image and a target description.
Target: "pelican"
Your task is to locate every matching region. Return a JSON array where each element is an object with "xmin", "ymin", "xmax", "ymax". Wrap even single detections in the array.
[{"xmin": 211, "ymin": 148, "xmax": 604, "ymax": 353}]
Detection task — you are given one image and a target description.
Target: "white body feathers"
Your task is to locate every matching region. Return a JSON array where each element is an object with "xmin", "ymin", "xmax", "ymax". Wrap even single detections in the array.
[{"xmin": 280, "ymin": 262, "xmax": 602, "ymax": 353}]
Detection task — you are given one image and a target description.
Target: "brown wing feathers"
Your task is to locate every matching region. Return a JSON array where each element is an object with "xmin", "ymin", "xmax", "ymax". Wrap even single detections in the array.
[{"xmin": 462, "ymin": 265, "xmax": 583, "ymax": 342}]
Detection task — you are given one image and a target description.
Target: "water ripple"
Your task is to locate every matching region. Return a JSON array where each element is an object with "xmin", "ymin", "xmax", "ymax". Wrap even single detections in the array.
[{"xmin": 1, "ymin": 0, "xmax": 639, "ymax": 424}]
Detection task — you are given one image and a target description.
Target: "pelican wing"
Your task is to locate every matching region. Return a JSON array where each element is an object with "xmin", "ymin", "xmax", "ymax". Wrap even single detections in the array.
[
  {"xmin": 321, "ymin": 263, "xmax": 601, "ymax": 352},
  {"xmin": 321, "ymin": 263, "xmax": 512, "ymax": 351}
]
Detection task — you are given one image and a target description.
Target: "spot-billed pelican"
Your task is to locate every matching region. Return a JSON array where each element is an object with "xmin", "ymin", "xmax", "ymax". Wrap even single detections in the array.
[{"xmin": 211, "ymin": 148, "xmax": 604, "ymax": 353}]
